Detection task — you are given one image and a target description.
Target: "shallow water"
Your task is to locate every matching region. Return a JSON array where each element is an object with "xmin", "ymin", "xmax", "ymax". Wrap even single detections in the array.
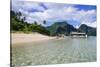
[{"xmin": 12, "ymin": 36, "xmax": 96, "ymax": 66}]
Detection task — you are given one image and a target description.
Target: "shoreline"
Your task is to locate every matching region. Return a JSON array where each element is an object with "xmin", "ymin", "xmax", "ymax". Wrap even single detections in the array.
[{"xmin": 11, "ymin": 33, "xmax": 56, "ymax": 45}]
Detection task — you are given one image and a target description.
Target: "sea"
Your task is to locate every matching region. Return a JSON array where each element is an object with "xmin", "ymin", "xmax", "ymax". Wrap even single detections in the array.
[{"xmin": 12, "ymin": 36, "xmax": 96, "ymax": 66}]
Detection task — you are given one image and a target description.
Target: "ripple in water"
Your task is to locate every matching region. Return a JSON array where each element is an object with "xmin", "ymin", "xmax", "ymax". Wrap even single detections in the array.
[{"xmin": 12, "ymin": 36, "xmax": 96, "ymax": 66}]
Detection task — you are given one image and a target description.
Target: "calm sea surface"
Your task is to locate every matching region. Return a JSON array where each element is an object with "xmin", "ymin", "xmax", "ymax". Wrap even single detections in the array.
[{"xmin": 12, "ymin": 36, "xmax": 96, "ymax": 66}]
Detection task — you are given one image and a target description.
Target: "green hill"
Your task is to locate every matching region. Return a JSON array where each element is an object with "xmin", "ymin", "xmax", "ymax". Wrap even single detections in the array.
[
  {"xmin": 78, "ymin": 24, "xmax": 96, "ymax": 36},
  {"xmin": 46, "ymin": 22, "xmax": 77, "ymax": 36}
]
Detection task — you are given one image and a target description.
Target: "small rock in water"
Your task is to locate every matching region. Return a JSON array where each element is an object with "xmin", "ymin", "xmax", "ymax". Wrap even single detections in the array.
[
  {"xmin": 26, "ymin": 61, "xmax": 32, "ymax": 65},
  {"xmin": 21, "ymin": 62, "xmax": 25, "ymax": 66},
  {"xmin": 52, "ymin": 60, "xmax": 58, "ymax": 63}
]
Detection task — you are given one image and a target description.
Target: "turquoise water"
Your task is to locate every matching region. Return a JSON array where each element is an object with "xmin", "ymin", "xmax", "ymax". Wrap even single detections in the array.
[{"xmin": 12, "ymin": 36, "xmax": 96, "ymax": 66}]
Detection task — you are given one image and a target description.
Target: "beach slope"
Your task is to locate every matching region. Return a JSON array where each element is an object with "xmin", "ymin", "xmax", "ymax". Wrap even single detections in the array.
[{"xmin": 12, "ymin": 33, "xmax": 55, "ymax": 44}]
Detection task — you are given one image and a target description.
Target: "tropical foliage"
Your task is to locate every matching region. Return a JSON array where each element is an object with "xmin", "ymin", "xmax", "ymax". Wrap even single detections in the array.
[{"xmin": 11, "ymin": 11, "xmax": 50, "ymax": 35}]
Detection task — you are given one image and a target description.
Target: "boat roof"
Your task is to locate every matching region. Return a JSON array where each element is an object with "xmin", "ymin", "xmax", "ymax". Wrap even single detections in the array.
[{"xmin": 70, "ymin": 32, "xmax": 86, "ymax": 34}]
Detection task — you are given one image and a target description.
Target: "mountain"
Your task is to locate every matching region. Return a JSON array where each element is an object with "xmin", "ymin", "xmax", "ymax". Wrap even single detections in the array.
[
  {"xmin": 46, "ymin": 21, "xmax": 77, "ymax": 36},
  {"xmin": 78, "ymin": 24, "xmax": 96, "ymax": 36}
]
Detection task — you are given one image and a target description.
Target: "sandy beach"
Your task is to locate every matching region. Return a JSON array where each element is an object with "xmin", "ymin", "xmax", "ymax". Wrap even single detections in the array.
[{"xmin": 12, "ymin": 33, "xmax": 55, "ymax": 44}]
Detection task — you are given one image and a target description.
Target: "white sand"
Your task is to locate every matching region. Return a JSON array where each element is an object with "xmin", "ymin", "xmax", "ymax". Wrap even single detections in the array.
[{"xmin": 12, "ymin": 33, "xmax": 55, "ymax": 44}]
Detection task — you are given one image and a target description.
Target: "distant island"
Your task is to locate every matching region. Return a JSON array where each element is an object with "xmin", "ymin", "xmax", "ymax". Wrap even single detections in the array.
[{"xmin": 11, "ymin": 10, "xmax": 96, "ymax": 36}]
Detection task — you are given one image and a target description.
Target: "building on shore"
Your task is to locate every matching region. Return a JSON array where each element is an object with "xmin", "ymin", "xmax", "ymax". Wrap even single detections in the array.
[{"xmin": 70, "ymin": 32, "xmax": 87, "ymax": 38}]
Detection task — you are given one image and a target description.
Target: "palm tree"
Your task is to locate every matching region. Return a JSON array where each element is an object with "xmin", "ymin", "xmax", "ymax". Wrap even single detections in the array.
[
  {"xmin": 43, "ymin": 20, "xmax": 46, "ymax": 25},
  {"xmin": 21, "ymin": 17, "xmax": 26, "ymax": 23},
  {"xmin": 34, "ymin": 21, "xmax": 37, "ymax": 25},
  {"xmin": 16, "ymin": 12, "xmax": 22, "ymax": 20}
]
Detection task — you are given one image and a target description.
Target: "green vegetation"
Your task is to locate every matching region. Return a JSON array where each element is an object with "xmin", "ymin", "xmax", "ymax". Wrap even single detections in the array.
[
  {"xmin": 78, "ymin": 24, "xmax": 96, "ymax": 36},
  {"xmin": 11, "ymin": 11, "xmax": 50, "ymax": 35},
  {"xmin": 46, "ymin": 22, "xmax": 77, "ymax": 36},
  {"xmin": 46, "ymin": 22, "xmax": 96, "ymax": 36}
]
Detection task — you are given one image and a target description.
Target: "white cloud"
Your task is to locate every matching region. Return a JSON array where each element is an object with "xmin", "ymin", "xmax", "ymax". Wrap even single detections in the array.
[
  {"xmin": 12, "ymin": 0, "xmax": 46, "ymax": 12},
  {"xmin": 75, "ymin": 10, "xmax": 96, "ymax": 22},
  {"xmin": 81, "ymin": 21, "xmax": 96, "ymax": 28},
  {"xmin": 43, "ymin": 2, "xmax": 74, "ymax": 9},
  {"xmin": 11, "ymin": 0, "xmax": 96, "ymax": 28}
]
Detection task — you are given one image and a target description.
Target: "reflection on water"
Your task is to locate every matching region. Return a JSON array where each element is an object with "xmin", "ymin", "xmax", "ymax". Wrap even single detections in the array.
[{"xmin": 12, "ymin": 36, "xmax": 96, "ymax": 66}]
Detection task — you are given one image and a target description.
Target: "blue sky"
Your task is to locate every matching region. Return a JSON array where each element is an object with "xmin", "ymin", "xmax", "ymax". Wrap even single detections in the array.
[
  {"xmin": 12, "ymin": 0, "xmax": 96, "ymax": 28},
  {"xmin": 74, "ymin": 5, "xmax": 96, "ymax": 11}
]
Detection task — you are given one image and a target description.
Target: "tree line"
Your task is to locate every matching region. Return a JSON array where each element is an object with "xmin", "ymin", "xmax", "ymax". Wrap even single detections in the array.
[{"xmin": 11, "ymin": 11, "xmax": 50, "ymax": 35}]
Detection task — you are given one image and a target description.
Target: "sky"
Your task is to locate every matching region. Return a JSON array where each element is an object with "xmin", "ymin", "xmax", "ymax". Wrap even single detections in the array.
[{"xmin": 11, "ymin": 0, "xmax": 97, "ymax": 28}]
